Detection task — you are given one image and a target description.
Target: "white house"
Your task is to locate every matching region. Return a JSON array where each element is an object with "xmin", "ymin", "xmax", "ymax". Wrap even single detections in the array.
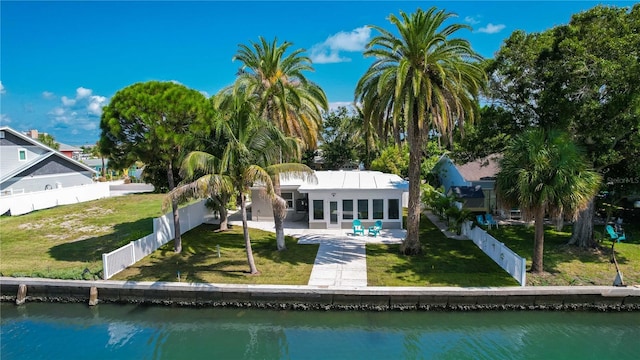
[{"xmin": 249, "ymin": 170, "xmax": 408, "ymax": 230}]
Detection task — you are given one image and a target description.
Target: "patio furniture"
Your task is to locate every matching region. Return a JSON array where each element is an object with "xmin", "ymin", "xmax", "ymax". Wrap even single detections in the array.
[
  {"xmin": 606, "ymin": 225, "xmax": 626, "ymax": 243},
  {"xmin": 368, "ymin": 220, "xmax": 383, "ymax": 237},
  {"xmin": 352, "ymin": 219, "xmax": 365, "ymax": 236},
  {"xmin": 476, "ymin": 214, "xmax": 488, "ymax": 226},
  {"xmin": 485, "ymin": 213, "xmax": 499, "ymax": 229}
]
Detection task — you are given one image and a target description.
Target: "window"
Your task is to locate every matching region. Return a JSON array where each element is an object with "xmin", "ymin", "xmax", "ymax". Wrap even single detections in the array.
[
  {"xmin": 0, "ymin": 130, "xmax": 5, "ymax": 138},
  {"xmin": 342, "ymin": 200, "xmax": 353, "ymax": 220},
  {"xmin": 281, "ymin": 192, "xmax": 294, "ymax": 208},
  {"xmin": 357, "ymin": 199, "xmax": 368, "ymax": 219},
  {"xmin": 388, "ymin": 199, "xmax": 400, "ymax": 219},
  {"xmin": 313, "ymin": 200, "xmax": 324, "ymax": 220},
  {"xmin": 18, "ymin": 149, "xmax": 27, "ymax": 161},
  {"xmin": 373, "ymin": 199, "xmax": 384, "ymax": 219}
]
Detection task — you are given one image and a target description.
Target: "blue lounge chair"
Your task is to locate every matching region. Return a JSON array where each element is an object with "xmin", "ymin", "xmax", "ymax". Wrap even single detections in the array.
[
  {"xmin": 476, "ymin": 214, "xmax": 488, "ymax": 226},
  {"xmin": 368, "ymin": 220, "xmax": 382, "ymax": 237},
  {"xmin": 485, "ymin": 213, "xmax": 499, "ymax": 229},
  {"xmin": 606, "ymin": 225, "xmax": 626, "ymax": 243},
  {"xmin": 352, "ymin": 219, "xmax": 365, "ymax": 236}
]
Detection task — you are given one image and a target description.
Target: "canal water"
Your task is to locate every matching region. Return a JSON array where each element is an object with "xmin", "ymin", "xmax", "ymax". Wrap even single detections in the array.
[{"xmin": 1, "ymin": 302, "xmax": 639, "ymax": 359}]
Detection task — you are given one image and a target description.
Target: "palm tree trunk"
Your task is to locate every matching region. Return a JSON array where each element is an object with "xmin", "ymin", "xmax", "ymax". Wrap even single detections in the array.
[
  {"xmin": 271, "ymin": 175, "xmax": 287, "ymax": 251},
  {"xmin": 531, "ymin": 206, "xmax": 545, "ymax": 273},
  {"xmin": 568, "ymin": 198, "xmax": 596, "ymax": 248},
  {"xmin": 241, "ymin": 193, "xmax": 259, "ymax": 274},
  {"xmin": 167, "ymin": 163, "xmax": 182, "ymax": 253},
  {"xmin": 400, "ymin": 110, "xmax": 423, "ymax": 255},
  {"xmin": 219, "ymin": 206, "xmax": 229, "ymax": 231}
]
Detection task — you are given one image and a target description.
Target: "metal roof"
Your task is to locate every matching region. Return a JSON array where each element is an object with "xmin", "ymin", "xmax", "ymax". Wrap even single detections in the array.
[{"xmin": 297, "ymin": 170, "xmax": 408, "ymax": 192}]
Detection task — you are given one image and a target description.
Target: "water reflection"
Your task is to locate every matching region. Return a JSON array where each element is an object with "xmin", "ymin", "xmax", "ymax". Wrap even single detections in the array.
[{"xmin": 2, "ymin": 303, "xmax": 639, "ymax": 360}]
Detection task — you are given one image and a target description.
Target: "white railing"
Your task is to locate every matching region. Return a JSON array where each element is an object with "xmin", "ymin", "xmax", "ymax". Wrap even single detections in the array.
[
  {"xmin": 102, "ymin": 200, "xmax": 209, "ymax": 279},
  {"xmin": 461, "ymin": 221, "xmax": 527, "ymax": 286},
  {"xmin": 0, "ymin": 183, "xmax": 110, "ymax": 216}
]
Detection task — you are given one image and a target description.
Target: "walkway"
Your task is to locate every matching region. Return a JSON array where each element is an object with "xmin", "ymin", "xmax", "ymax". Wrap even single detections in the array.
[{"xmin": 226, "ymin": 214, "xmax": 405, "ymax": 288}]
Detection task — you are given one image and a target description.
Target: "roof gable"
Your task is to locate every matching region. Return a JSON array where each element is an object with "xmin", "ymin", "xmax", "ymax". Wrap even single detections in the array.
[{"xmin": 0, "ymin": 126, "xmax": 97, "ymax": 183}]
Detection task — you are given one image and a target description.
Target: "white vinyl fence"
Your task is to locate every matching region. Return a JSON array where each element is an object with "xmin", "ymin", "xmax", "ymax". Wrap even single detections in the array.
[
  {"xmin": 462, "ymin": 221, "xmax": 527, "ymax": 286},
  {"xmin": 102, "ymin": 200, "xmax": 209, "ymax": 279},
  {"xmin": 0, "ymin": 182, "xmax": 110, "ymax": 216}
]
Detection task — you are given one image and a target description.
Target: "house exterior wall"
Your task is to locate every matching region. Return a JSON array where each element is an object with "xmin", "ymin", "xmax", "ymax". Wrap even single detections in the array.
[
  {"xmin": 249, "ymin": 187, "xmax": 307, "ymax": 222},
  {"xmin": 2, "ymin": 172, "xmax": 94, "ymax": 193},
  {"xmin": 304, "ymin": 189, "xmax": 404, "ymax": 229},
  {"xmin": 0, "ymin": 144, "xmax": 48, "ymax": 177}
]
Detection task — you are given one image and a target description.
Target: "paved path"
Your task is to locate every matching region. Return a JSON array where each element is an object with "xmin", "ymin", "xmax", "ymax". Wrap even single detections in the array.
[{"xmin": 227, "ymin": 214, "xmax": 405, "ymax": 288}]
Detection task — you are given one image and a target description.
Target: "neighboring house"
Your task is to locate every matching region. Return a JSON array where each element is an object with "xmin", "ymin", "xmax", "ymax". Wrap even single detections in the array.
[
  {"xmin": 0, "ymin": 126, "xmax": 97, "ymax": 195},
  {"xmin": 249, "ymin": 170, "xmax": 408, "ymax": 229},
  {"xmin": 57, "ymin": 142, "xmax": 82, "ymax": 159},
  {"xmin": 433, "ymin": 154, "xmax": 500, "ymax": 213}
]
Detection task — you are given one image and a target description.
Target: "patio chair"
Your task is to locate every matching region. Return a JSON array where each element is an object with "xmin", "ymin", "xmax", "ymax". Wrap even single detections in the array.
[
  {"xmin": 476, "ymin": 214, "xmax": 488, "ymax": 226},
  {"xmin": 368, "ymin": 220, "xmax": 383, "ymax": 237},
  {"xmin": 485, "ymin": 213, "xmax": 499, "ymax": 229},
  {"xmin": 352, "ymin": 219, "xmax": 365, "ymax": 236},
  {"xmin": 606, "ymin": 225, "xmax": 626, "ymax": 243}
]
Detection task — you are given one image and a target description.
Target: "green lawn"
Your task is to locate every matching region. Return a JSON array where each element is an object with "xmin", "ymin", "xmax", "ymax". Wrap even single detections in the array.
[
  {"xmin": 112, "ymin": 224, "xmax": 318, "ymax": 285},
  {"xmin": 3, "ymin": 195, "xmax": 639, "ymax": 287},
  {"xmin": 0, "ymin": 194, "xmax": 165, "ymax": 279},
  {"xmin": 367, "ymin": 216, "xmax": 520, "ymax": 286},
  {"xmin": 487, "ymin": 224, "xmax": 640, "ymax": 286}
]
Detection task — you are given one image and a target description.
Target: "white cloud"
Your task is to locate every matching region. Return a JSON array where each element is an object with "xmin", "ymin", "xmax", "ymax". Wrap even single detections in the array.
[
  {"xmin": 48, "ymin": 88, "xmax": 108, "ymax": 133},
  {"xmin": 464, "ymin": 16, "xmax": 480, "ymax": 25},
  {"xmin": 477, "ymin": 23, "xmax": 506, "ymax": 34},
  {"xmin": 0, "ymin": 114, "xmax": 11, "ymax": 124},
  {"xmin": 42, "ymin": 91, "xmax": 55, "ymax": 100},
  {"xmin": 328, "ymin": 101, "xmax": 355, "ymax": 111},
  {"xmin": 310, "ymin": 26, "xmax": 371, "ymax": 64},
  {"xmin": 61, "ymin": 96, "xmax": 76, "ymax": 106},
  {"xmin": 76, "ymin": 87, "xmax": 93, "ymax": 99},
  {"xmin": 0, "ymin": 81, "xmax": 5, "ymax": 95},
  {"xmin": 87, "ymin": 95, "xmax": 107, "ymax": 115},
  {"xmin": 199, "ymin": 90, "xmax": 210, "ymax": 98}
]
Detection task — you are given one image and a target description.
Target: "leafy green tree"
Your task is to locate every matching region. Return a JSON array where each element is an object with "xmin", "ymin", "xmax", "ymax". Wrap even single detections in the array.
[
  {"xmin": 100, "ymin": 81, "xmax": 209, "ymax": 253},
  {"xmin": 370, "ymin": 143, "xmax": 409, "ymax": 177},
  {"xmin": 497, "ymin": 129, "xmax": 601, "ymax": 273},
  {"xmin": 356, "ymin": 7, "xmax": 485, "ymax": 254},
  {"xmin": 486, "ymin": 5, "xmax": 640, "ymax": 247},
  {"xmin": 320, "ymin": 106, "xmax": 358, "ymax": 169},
  {"xmin": 228, "ymin": 37, "xmax": 328, "ymax": 250},
  {"xmin": 37, "ymin": 133, "xmax": 59, "ymax": 150}
]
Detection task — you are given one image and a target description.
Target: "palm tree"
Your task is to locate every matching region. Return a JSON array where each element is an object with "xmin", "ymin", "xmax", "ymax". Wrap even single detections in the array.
[
  {"xmin": 497, "ymin": 129, "xmax": 601, "ymax": 273},
  {"xmin": 170, "ymin": 87, "xmax": 313, "ymax": 274},
  {"xmin": 355, "ymin": 7, "xmax": 485, "ymax": 254},
  {"xmin": 227, "ymin": 37, "xmax": 328, "ymax": 251}
]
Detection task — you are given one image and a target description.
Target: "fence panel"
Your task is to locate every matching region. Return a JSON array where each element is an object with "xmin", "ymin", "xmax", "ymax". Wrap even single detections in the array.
[
  {"xmin": 102, "ymin": 242, "xmax": 135, "ymax": 279},
  {"xmin": 464, "ymin": 221, "xmax": 527, "ymax": 286},
  {"xmin": 103, "ymin": 200, "xmax": 208, "ymax": 279}
]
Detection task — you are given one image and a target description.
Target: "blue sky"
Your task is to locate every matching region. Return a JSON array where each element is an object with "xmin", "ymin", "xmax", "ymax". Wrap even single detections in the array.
[{"xmin": 0, "ymin": 0, "xmax": 635, "ymax": 145}]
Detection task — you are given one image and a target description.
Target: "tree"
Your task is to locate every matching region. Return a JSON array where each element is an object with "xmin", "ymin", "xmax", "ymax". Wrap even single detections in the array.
[
  {"xmin": 202, "ymin": 87, "xmax": 313, "ymax": 273},
  {"xmin": 228, "ymin": 36, "xmax": 328, "ymax": 250},
  {"xmin": 370, "ymin": 143, "xmax": 409, "ymax": 177},
  {"xmin": 356, "ymin": 7, "xmax": 485, "ymax": 254},
  {"xmin": 496, "ymin": 129, "xmax": 601, "ymax": 273},
  {"xmin": 100, "ymin": 81, "xmax": 209, "ymax": 253},
  {"xmin": 319, "ymin": 106, "xmax": 358, "ymax": 170},
  {"xmin": 37, "ymin": 133, "xmax": 59, "ymax": 150},
  {"xmin": 486, "ymin": 5, "xmax": 640, "ymax": 247}
]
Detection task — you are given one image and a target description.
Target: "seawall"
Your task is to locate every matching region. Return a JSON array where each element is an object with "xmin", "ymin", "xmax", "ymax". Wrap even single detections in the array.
[{"xmin": 1, "ymin": 277, "xmax": 639, "ymax": 311}]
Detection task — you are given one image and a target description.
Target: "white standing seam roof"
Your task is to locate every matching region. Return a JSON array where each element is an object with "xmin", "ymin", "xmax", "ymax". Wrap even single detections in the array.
[{"xmin": 297, "ymin": 170, "xmax": 408, "ymax": 192}]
